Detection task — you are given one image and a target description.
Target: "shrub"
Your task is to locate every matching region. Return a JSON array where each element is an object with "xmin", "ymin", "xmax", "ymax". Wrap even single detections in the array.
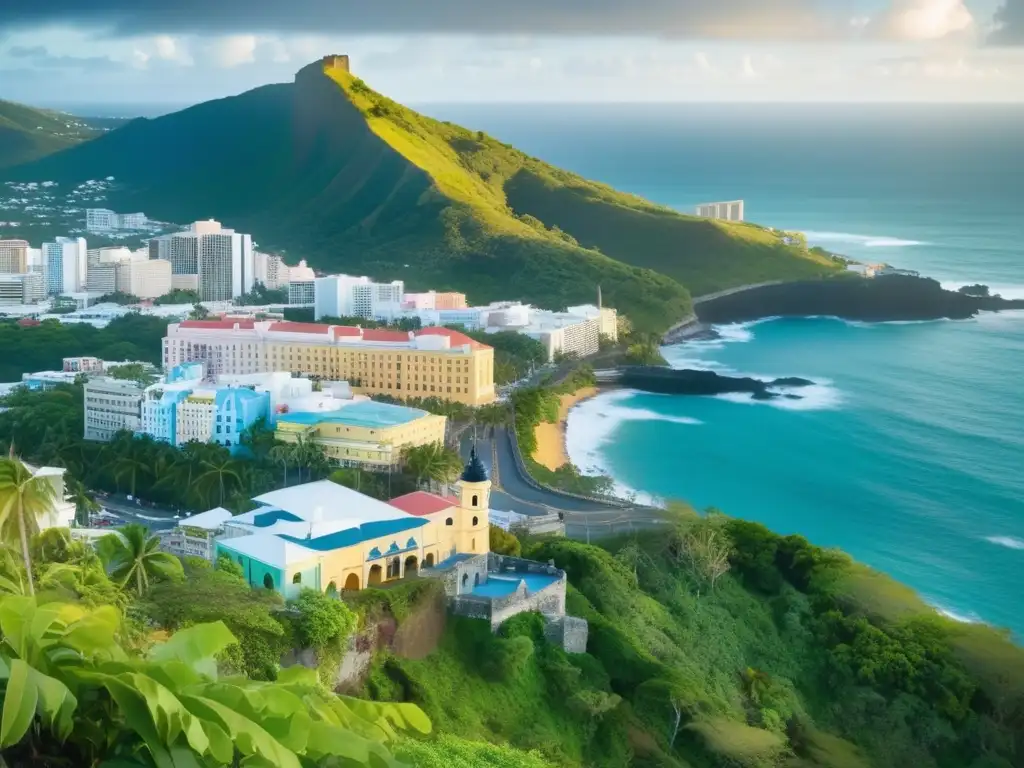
[
  {"xmin": 294, "ymin": 588, "xmax": 357, "ymax": 649},
  {"xmin": 685, "ymin": 718, "xmax": 786, "ymax": 766},
  {"xmin": 215, "ymin": 552, "xmax": 245, "ymax": 580},
  {"xmin": 490, "ymin": 524, "xmax": 523, "ymax": 557}
]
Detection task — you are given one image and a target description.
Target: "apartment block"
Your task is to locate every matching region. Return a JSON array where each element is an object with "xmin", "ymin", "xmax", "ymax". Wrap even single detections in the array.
[
  {"xmin": 254, "ymin": 251, "xmax": 288, "ymax": 290},
  {"xmin": 0, "ymin": 239, "xmax": 29, "ymax": 273},
  {"xmin": 163, "ymin": 320, "xmax": 496, "ymax": 405},
  {"xmin": 116, "ymin": 257, "xmax": 172, "ymax": 299},
  {"xmin": 403, "ymin": 291, "xmax": 468, "ymax": 311},
  {"xmin": 150, "ymin": 220, "xmax": 253, "ymax": 300},
  {"xmin": 289, "ymin": 280, "xmax": 315, "ymax": 306},
  {"xmin": 86, "ymin": 208, "xmax": 147, "ymax": 232},
  {"xmin": 83, "ymin": 378, "xmax": 145, "ymax": 441}
]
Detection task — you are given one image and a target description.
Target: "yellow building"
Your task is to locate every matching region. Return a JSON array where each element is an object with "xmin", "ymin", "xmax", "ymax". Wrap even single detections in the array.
[
  {"xmin": 212, "ymin": 449, "xmax": 492, "ymax": 598},
  {"xmin": 274, "ymin": 400, "xmax": 446, "ymax": 468},
  {"xmin": 163, "ymin": 320, "xmax": 495, "ymax": 405}
]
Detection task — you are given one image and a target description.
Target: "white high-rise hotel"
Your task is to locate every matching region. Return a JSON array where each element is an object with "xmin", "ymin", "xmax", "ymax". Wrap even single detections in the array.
[{"xmin": 150, "ymin": 220, "xmax": 254, "ymax": 301}]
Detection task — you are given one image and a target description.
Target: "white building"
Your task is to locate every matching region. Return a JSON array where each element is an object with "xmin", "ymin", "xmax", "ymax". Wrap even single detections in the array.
[
  {"xmin": 42, "ymin": 237, "xmax": 87, "ymax": 295},
  {"xmin": 23, "ymin": 464, "xmax": 76, "ymax": 531},
  {"xmin": 314, "ymin": 274, "xmax": 404, "ymax": 320},
  {"xmin": 118, "ymin": 212, "xmax": 147, "ymax": 230},
  {"xmin": 0, "ymin": 273, "xmax": 45, "ymax": 305},
  {"xmin": 83, "ymin": 377, "xmax": 145, "ymax": 441},
  {"xmin": 289, "ymin": 280, "xmax": 315, "ymax": 306},
  {"xmin": 150, "ymin": 220, "xmax": 254, "ymax": 301},
  {"xmin": 288, "ymin": 260, "xmax": 315, "ymax": 283},
  {"xmin": 695, "ymin": 200, "xmax": 745, "ymax": 222}
]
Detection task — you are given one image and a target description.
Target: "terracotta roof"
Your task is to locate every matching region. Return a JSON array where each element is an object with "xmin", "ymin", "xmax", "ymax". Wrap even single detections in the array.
[
  {"xmin": 16, "ymin": 318, "xmax": 40, "ymax": 327},
  {"xmin": 332, "ymin": 326, "xmax": 362, "ymax": 338},
  {"xmin": 267, "ymin": 321, "xmax": 332, "ymax": 335},
  {"xmin": 417, "ymin": 326, "xmax": 488, "ymax": 350},
  {"xmin": 362, "ymin": 329, "xmax": 412, "ymax": 343},
  {"xmin": 387, "ymin": 491, "xmax": 459, "ymax": 517},
  {"xmin": 179, "ymin": 319, "xmax": 256, "ymax": 330}
]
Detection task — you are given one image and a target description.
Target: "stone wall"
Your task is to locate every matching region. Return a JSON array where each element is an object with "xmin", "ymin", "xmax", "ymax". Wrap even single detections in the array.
[{"xmin": 544, "ymin": 616, "xmax": 589, "ymax": 654}]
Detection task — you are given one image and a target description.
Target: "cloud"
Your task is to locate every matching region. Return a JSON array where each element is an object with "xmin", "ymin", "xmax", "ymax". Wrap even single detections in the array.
[
  {"xmin": 207, "ymin": 34, "xmax": 258, "ymax": 67},
  {"xmin": 2, "ymin": 43, "xmax": 124, "ymax": 70},
  {"xmin": 871, "ymin": 0, "xmax": 975, "ymax": 41},
  {"xmin": 989, "ymin": 0, "xmax": 1024, "ymax": 44},
  {"xmin": 0, "ymin": 0, "xmax": 837, "ymax": 40}
]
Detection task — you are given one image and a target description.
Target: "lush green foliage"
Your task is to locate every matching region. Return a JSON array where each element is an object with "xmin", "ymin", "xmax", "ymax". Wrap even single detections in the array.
[
  {"xmin": 396, "ymin": 733, "xmax": 557, "ymax": 767},
  {"xmin": 97, "ymin": 522, "xmax": 184, "ymax": 595},
  {"xmin": 235, "ymin": 281, "xmax": 289, "ymax": 305},
  {"xmin": 153, "ymin": 288, "xmax": 201, "ymax": 305},
  {"xmin": 0, "ymin": 314, "xmax": 168, "ymax": 382},
  {"xmin": 362, "ymin": 517, "xmax": 1024, "ymax": 768},
  {"xmin": 489, "ymin": 525, "xmax": 522, "ymax": 557},
  {"xmin": 401, "ymin": 442, "xmax": 463, "ymax": 491},
  {"xmin": 106, "ymin": 362, "xmax": 158, "ymax": 387},
  {"xmin": 95, "ymin": 290, "xmax": 142, "ymax": 305},
  {"xmin": 0, "ymin": 594, "xmax": 429, "ymax": 766}
]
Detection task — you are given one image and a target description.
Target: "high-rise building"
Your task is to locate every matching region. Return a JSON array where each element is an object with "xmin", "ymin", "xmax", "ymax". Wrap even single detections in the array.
[
  {"xmin": 0, "ymin": 240, "xmax": 29, "ymax": 273},
  {"xmin": 150, "ymin": 221, "xmax": 253, "ymax": 301},
  {"xmin": 163, "ymin": 320, "xmax": 496, "ymax": 405},
  {"xmin": 254, "ymin": 252, "xmax": 288, "ymax": 290},
  {"xmin": 42, "ymin": 237, "xmax": 87, "ymax": 295},
  {"xmin": 695, "ymin": 200, "xmax": 745, "ymax": 222},
  {"xmin": 86, "ymin": 209, "xmax": 147, "ymax": 232},
  {"xmin": 315, "ymin": 274, "xmax": 404, "ymax": 320},
  {"xmin": 403, "ymin": 291, "xmax": 468, "ymax": 311}
]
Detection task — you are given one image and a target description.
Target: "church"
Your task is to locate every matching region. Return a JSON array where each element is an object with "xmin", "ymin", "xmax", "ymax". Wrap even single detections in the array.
[{"xmin": 208, "ymin": 449, "xmax": 492, "ymax": 599}]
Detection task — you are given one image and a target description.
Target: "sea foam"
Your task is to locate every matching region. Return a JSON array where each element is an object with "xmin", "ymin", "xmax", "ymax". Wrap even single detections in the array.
[
  {"xmin": 984, "ymin": 535, "xmax": 1024, "ymax": 551},
  {"xmin": 803, "ymin": 230, "xmax": 927, "ymax": 248},
  {"xmin": 940, "ymin": 281, "xmax": 1024, "ymax": 301}
]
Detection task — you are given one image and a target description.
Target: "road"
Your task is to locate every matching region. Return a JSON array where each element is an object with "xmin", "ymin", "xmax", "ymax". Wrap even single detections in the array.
[
  {"xmin": 459, "ymin": 427, "xmax": 632, "ymax": 516},
  {"xmin": 94, "ymin": 494, "xmax": 180, "ymax": 531}
]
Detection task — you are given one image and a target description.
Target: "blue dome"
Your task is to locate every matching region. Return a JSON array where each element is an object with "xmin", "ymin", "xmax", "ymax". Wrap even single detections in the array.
[{"xmin": 460, "ymin": 446, "xmax": 488, "ymax": 483}]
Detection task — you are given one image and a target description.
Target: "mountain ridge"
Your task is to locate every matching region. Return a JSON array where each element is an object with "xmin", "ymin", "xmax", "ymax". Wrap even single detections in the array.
[
  {"xmin": 4, "ymin": 59, "xmax": 842, "ymax": 331},
  {"xmin": 0, "ymin": 99, "xmax": 112, "ymax": 169}
]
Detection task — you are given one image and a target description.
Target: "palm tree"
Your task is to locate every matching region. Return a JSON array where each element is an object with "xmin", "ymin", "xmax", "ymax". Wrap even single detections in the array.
[
  {"xmin": 66, "ymin": 478, "xmax": 100, "ymax": 527},
  {"xmin": 98, "ymin": 522, "xmax": 183, "ymax": 595},
  {"xmin": 196, "ymin": 451, "xmax": 243, "ymax": 507},
  {"xmin": 269, "ymin": 444, "xmax": 292, "ymax": 487},
  {"xmin": 0, "ymin": 457, "xmax": 59, "ymax": 596},
  {"xmin": 402, "ymin": 442, "xmax": 463, "ymax": 492}
]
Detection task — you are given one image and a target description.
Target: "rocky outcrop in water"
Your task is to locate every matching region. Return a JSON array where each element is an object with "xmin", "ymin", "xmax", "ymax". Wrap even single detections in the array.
[
  {"xmin": 611, "ymin": 366, "xmax": 813, "ymax": 401},
  {"xmin": 694, "ymin": 275, "xmax": 1024, "ymax": 325}
]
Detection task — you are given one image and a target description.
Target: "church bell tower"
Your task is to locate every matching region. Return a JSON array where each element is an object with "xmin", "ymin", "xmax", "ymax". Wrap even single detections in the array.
[{"xmin": 457, "ymin": 446, "xmax": 491, "ymax": 554}]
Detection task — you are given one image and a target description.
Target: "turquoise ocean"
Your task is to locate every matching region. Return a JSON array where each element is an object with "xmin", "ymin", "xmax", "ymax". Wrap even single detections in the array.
[{"xmin": 426, "ymin": 103, "xmax": 1024, "ymax": 635}]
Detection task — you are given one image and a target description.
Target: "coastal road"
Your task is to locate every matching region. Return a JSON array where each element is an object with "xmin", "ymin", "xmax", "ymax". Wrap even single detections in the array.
[{"xmin": 459, "ymin": 427, "xmax": 638, "ymax": 517}]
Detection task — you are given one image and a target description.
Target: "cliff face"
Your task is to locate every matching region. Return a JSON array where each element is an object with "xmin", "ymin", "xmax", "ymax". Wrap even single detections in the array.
[{"xmin": 695, "ymin": 275, "xmax": 1024, "ymax": 324}]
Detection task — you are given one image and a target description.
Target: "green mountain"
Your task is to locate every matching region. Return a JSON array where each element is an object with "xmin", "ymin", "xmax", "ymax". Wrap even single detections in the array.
[
  {"xmin": 3, "ymin": 58, "xmax": 840, "ymax": 331},
  {"xmin": 0, "ymin": 99, "xmax": 106, "ymax": 169}
]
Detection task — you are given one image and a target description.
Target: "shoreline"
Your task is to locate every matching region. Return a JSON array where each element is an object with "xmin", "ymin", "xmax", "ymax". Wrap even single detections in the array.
[{"xmin": 532, "ymin": 386, "xmax": 599, "ymax": 470}]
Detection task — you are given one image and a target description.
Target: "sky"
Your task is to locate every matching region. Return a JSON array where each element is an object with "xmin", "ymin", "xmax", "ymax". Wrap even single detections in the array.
[{"xmin": 0, "ymin": 0, "xmax": 1022, "ymax": 108}]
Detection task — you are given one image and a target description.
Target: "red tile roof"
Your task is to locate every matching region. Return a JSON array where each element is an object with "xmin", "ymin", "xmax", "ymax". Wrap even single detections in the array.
[
  {"xmin": 362, "ymin": 328, "xmax": 412, "ymax": 343},
  {"xmin": 417, "ymin": 326, "xmax": 488, "ymax": 350},
  {"xmin": 332, "ymin": 326, "xmax": 362, "ymax": 338},
  {"xmin": 388, "ymin": 491, "xmax": 459, "ymax": 517},
  {"xmin": 16, "ymin": 318, "xmax": 40, "ymax": 327},
  {"xmin": 180, "ymin": 319, "xmax": 256, "ymax": 330},
  {"xmin": 267, "ymin": 321, "xmax": 332, "ymax": 335}
]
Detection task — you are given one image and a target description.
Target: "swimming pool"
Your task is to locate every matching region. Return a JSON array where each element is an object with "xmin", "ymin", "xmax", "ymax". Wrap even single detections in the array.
[{"xmin": 468, "ymin": 573, "xmax": 561, "ymax": 598}]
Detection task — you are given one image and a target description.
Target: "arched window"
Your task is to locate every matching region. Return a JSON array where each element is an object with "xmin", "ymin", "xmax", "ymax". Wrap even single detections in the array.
[
  {"xmin": 292, "ymin": 572, "xmax": 302, "ymax": 584},
  {"xmin": 471, "ymin": 494, "xmax": 479, "ymax": 507},
  {"xmin": 262, "ymin": 573, "xmax": 273, "ymax": 590},
  {"xmin": 461, "ymin": 573, "xmax": 468, "ymax": 589},
  {"xmin": 445, "ymin": 517, "xmax": 454, "ymax": 526},
  {"xmin": 472, "ymin": 516, "xmax": 478, "ymax": 526}
]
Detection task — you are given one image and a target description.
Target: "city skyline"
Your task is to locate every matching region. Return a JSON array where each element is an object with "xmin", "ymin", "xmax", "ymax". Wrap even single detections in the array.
[{"xmin": 0, "ymin": 0, "xmax": 1021, "ymax": 105}]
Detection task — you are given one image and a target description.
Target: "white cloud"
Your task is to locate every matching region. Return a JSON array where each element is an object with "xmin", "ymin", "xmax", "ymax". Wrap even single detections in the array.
[
  {"xmin": 874, "ymin": 0, "xmax": 975, "ymax": 40},
  {"xmin": 209, "ymin": 34, "xmax": 258, "ymax": 67},
  {"xmin": 693, "ymin": 51, "xmax": 717, "ymax": 74},
  {"xmin": 741, "ymin": 53, "xmax": 760, "ymax": 78}
]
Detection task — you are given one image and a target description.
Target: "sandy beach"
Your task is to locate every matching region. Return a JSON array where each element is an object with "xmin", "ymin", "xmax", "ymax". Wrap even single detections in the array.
[{"xmin": 533, "ymin": 386, "xmax": 598, "ymax": 470}]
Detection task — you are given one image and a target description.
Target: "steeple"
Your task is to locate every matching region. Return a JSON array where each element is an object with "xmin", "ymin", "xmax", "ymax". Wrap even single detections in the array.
[{"xmin": 460, "ymin": 446, "xmax": 488, "ymax": 483}]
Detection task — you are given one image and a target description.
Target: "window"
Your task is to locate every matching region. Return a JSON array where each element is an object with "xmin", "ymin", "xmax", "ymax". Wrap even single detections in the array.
[
  {"xmin": 472, "ymin": 495, "xmax": 478, "ymax": 507},
  {"xmin": 445, "ymin": 517, "xmax": 454, "ymax": 526},
  {"xmin": 472, "ymin": 516, "xmax": 478, "ymax": 526},
  {"xmin": 263, "ymin": 573, "xmax": 273, "ymax": 589},
  {"xmin": 292, "ymin": 572, "xmax": 302, "ymax": 584}
]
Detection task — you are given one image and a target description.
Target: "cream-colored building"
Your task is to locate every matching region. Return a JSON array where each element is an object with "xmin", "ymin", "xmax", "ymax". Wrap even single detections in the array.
[
  {"xmin": 115, "ymin": 256, "xmax": 172, "ymax": 299},
  {"xmin": 163, "ymin": 320, "xmax": 495, "ymax": 405},
  {"xmin": 275, "ymin": 400, "xmax": 446, "ymax": 468},
  {"xmin": 0, "ymin": 240, "xmax": 29, "ymax": 273}
]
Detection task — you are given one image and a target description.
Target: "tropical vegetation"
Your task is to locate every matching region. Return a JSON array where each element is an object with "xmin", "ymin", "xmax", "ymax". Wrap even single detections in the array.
[
  {"xmin": 0, "ymin": 314, "xmax": 168, "ymax": 383},
  {"xmin": 0, "ymin": 98, "xmax": 105, "ymax": 168}
]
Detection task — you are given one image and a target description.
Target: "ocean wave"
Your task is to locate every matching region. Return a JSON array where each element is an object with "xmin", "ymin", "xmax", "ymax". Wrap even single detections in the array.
[
  {"xmin": 803, "ymin": 230, "xmax": 927, "ymax": 248},
  {"xmin": 984, "ymin": 535, "xmax": 1024, "ymax": 551},
  {"xmin": 713, "ymin": 380, "xmax": 844, "ymax": 411},
  {"xmin": 565, "ymin": 390, "xmax": 702, "ymax": 503},
  {"xmin": 925, "ymin": 598, "xmax": 985, "ymax": 624}
]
